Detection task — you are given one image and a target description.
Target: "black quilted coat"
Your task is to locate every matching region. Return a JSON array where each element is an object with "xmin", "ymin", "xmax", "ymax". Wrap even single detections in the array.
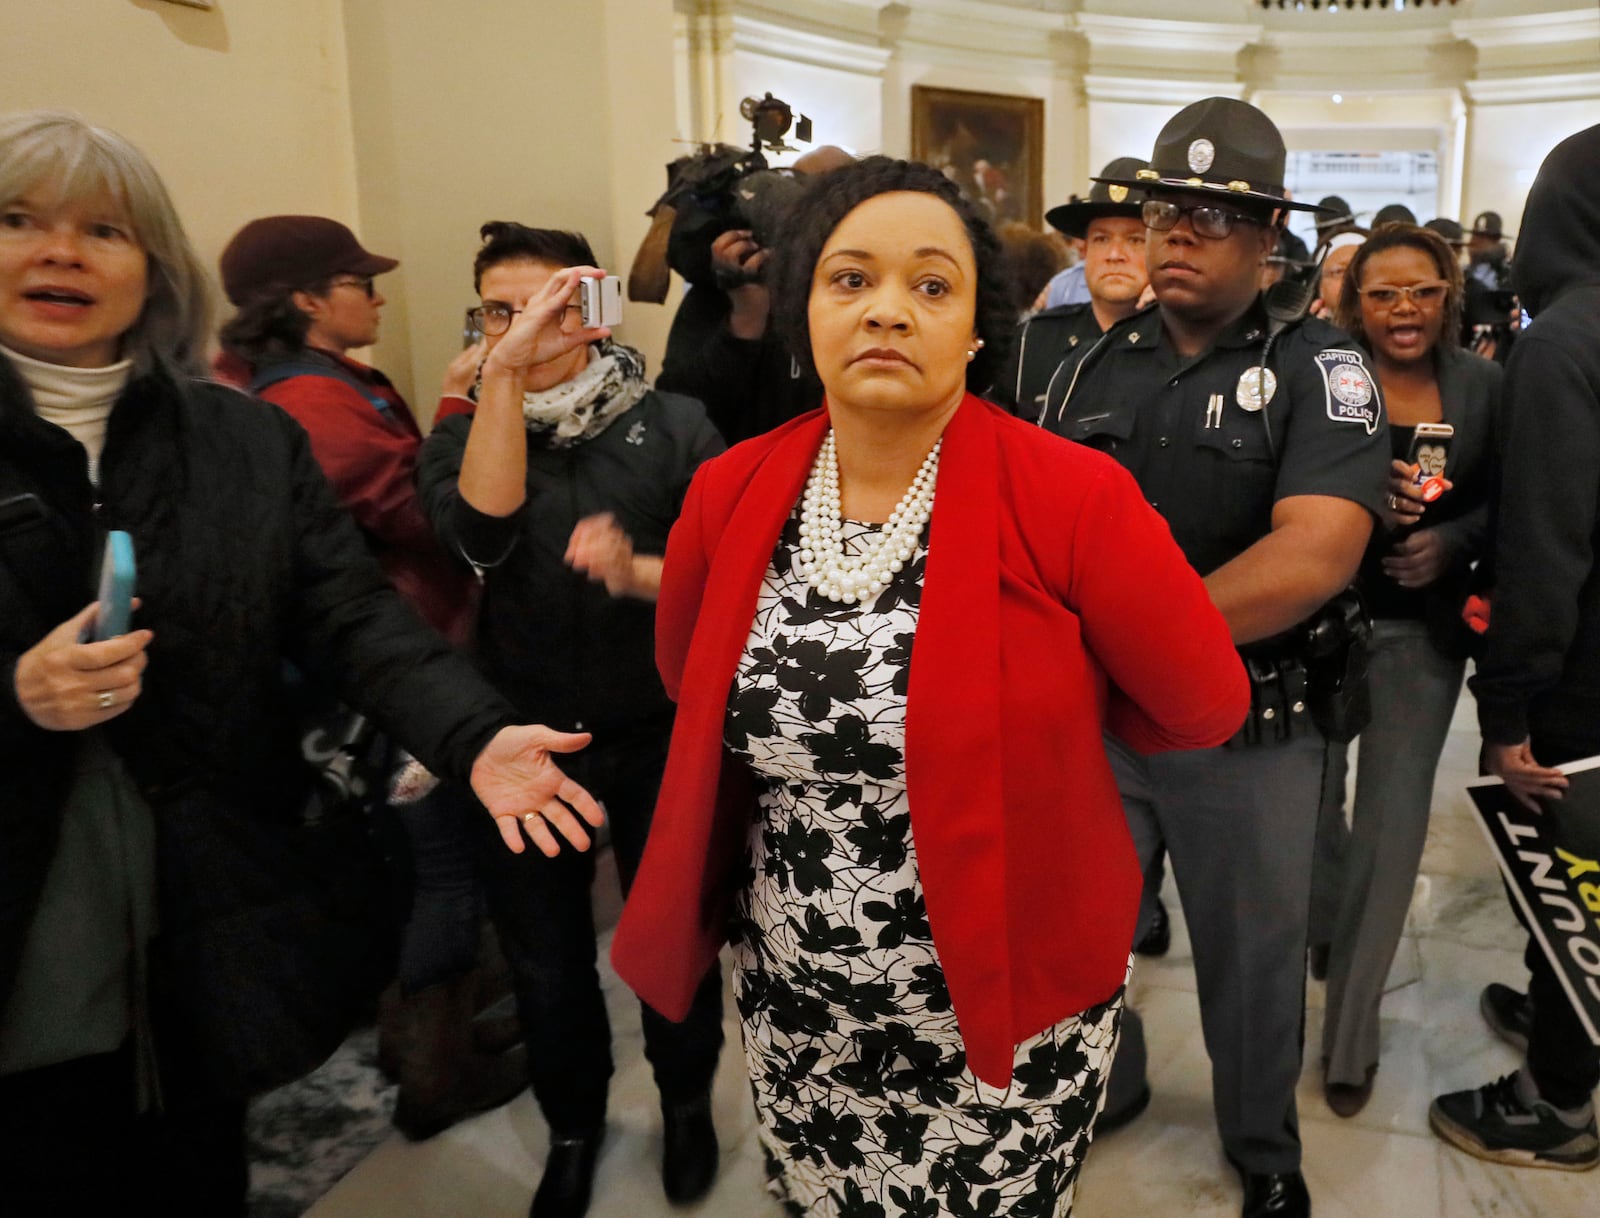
[{"xmin": 0, "ymin": 355, "xmax": 514, "ymax": 1099}]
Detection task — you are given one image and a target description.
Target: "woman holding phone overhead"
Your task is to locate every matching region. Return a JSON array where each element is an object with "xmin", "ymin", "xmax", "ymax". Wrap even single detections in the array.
[
  {"xmin": 603, "ymin": 158, "xmax": 1249, "ymax": 1216},
  {"xmin": 1317, "ymin": 224, "xmax": 1500, "ymax": 1118},
  {"xmin": 418, "ymin": 223, "xmax": 727, "ymax": 1218}
]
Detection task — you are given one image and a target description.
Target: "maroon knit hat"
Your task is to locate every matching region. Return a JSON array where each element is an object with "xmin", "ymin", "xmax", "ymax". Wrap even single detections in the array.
[{"xmin": 219, "ymin": 215, "xmax": 398, "ymax": 305}]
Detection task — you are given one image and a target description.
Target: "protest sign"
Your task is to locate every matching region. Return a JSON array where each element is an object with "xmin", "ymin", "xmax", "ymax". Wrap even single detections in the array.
[{"xmin": 1467, "ymin": 759, "xmax": 1600, "ymax": 1046}]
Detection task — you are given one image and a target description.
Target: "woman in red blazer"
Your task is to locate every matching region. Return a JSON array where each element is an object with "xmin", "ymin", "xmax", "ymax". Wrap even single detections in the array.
[{"xmin": 610, "ymin": 159, "xmax": 1248, "ymax": 1217}]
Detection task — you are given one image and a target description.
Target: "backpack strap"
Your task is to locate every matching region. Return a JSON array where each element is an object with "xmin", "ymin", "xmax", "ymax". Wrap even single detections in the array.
[{"xmin": 249, "ymin": 360, "xmax": 393, "ymax": 416}]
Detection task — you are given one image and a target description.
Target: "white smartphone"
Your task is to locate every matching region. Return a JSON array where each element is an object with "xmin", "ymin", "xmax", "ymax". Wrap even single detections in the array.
[{"xmin": 579, "ymin": 275, "xmax": 623, "ymax": 328}]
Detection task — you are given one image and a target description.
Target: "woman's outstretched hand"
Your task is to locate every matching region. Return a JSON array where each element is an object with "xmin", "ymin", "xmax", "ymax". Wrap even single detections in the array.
[
  {"xmin": 470, "ymin": 724, "xmax": 606, "ymax": 856},
  {"xmin": 480, "ymin": 265, "xmax": 612, "ymax": 378}
]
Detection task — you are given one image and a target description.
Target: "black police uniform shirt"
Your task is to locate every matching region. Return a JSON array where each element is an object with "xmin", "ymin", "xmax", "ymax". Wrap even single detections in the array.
[
  {"xmin": 989, "ymin": 302, "xmax": 1106, "ymax": 421},
  {"xmin": 1043, "ymin": 298, "xmax": 1390, "ymax": 578}
]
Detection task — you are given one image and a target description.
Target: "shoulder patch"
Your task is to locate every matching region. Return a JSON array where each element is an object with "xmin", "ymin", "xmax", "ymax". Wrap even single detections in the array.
[{"xmin": 1313, "ymin": 349, "xmax": 1380, "ymax": 435}]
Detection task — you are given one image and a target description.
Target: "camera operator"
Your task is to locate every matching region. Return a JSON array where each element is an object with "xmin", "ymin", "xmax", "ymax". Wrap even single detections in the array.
[
  {"xmin": 655, "ymin": 145, "xmax": 850, "ymax": 444},
  {"xmin": 1462, "ymin": 211, "xmax": 1519, "ymax": 362}
]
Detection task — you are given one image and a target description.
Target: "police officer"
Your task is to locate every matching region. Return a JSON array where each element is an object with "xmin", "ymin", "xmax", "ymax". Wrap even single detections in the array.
[
  {"xmin": 1022, "ymin": 99, "xmax": 1389, "ymax": 1218},
  {"xmin": 993, "ymin": 157, "xmax": 1150, "ymax": 419},
  {"xmin": 1312, "ymin": 194, "xmax": 1360, "ymax": 256}
]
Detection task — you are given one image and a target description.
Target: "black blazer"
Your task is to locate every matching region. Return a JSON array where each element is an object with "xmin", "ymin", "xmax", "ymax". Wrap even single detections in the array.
[{"xmin": 1371, "ymin": 343, "xmax": 1500, "ymax": 656}]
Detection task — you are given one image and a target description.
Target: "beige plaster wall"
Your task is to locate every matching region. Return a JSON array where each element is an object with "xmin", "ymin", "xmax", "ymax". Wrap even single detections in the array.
[
  {"xmin": 0, "ymin": 0, "xmax": 361, "ymax": 340},
  {"xmin": 1462, "ymin": 98, "xmax": 1600, "ymax": 238},
  {"xmin": 339, "ymin": 0, "xmax": 681, "ymax": 421},
  {"xmin": 2, "ymin": 0, "xmax": 680, "ymax": 418}
]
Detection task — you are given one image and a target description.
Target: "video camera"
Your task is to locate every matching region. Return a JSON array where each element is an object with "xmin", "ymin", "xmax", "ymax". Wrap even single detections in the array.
[{"xmin": 628, "ymin": 93, "xmax": 813, "ymax": 301}]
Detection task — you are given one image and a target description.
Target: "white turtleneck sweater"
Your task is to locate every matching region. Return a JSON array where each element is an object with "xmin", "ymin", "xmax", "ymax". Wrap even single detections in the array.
[{"xmin": 3, "ymin": 343, "xmax": 134, "ymax": 484}]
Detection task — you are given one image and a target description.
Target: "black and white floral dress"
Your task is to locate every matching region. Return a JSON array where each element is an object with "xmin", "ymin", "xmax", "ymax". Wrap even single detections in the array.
[{"xmin": 725, "ymin": 512, "xmax": 1122, "ymax": 1218}]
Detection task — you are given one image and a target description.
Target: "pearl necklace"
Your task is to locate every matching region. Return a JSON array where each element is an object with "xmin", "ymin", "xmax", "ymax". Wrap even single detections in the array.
[{"xmin": 798, "ymin": 429, "xmax": 941, "ymax": 604}]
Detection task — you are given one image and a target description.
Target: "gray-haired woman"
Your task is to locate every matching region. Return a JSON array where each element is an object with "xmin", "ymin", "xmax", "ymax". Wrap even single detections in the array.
[{"xmin": 0, "ymin": 110, "xmax": 603, "ymax": 1213}]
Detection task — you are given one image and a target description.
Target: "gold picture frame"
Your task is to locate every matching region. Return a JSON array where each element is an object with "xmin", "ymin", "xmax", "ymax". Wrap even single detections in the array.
[{"xmin": 911, "ymin": 86, "xmax": 1044, "ymax": 229}]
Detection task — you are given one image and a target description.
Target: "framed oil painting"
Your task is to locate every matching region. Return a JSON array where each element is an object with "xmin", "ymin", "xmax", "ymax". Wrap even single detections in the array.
[{"xmin": 911, "ymin": 86, "xmax": 1044, "ymax": 229}]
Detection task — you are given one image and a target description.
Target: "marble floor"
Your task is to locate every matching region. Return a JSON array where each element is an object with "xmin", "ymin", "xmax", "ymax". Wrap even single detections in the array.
[{"xmin": 304, "ymin": 696, "xmax": 1594, "ymax": 1217}]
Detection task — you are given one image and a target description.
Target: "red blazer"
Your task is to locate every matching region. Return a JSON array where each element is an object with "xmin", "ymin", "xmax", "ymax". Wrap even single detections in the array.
[{"xmin": 610, "ymin": 394, "xmax": 1248, "ymax": 1085}]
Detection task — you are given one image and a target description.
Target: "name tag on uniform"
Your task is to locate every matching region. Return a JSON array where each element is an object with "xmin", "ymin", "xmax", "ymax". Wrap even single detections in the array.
[{"xmin": 1314, "ymin": 350, "xmax": 1380, "ymax": 435}]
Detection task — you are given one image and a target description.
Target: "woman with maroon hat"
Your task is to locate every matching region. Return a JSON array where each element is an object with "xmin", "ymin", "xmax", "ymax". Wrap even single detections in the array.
[{"xmin": 215, "ymin": 216, "xmax": 528, "ymax": 1142}]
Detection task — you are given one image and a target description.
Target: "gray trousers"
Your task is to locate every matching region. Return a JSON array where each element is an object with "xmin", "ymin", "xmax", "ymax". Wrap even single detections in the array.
[
  {"xmin": 1308, "ymin": 743, "xmax": 1351, "ymax": 951},
  {"xmin": 1106, "ymin": 731, "xmax": 1324, "ymax": 1174},
  {"xmin": 1321, "ymin": 620, "xmax": 1464, "ymax": 1084}
]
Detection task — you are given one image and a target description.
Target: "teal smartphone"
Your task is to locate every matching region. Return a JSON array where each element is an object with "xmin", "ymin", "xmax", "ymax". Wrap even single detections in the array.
[{"xmin": 90, "ymin": 531, "xmax": 136, "ymax": 641}]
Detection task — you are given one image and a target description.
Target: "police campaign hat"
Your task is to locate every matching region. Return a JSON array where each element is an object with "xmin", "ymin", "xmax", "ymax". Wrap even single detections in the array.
[
  {"xmin": 1373, "ymin": 202, "xmax": 1418, "ymax": 228},
  {"xmin": 1266, "ymin": 229, "xmax": 1312, "ymax": 269},
  {"xmin": 1315, "ymin": 196, "xmax": 1357, "ymax": 233},
  {"xmin": 1095, "ymin": 97, "xmax": 1327, "ymax": 214},
  {"xmin": 1424, "ymin": 217, "xmax": 1466, "ymax": 246},
  {"xmin": 1045, "ymin": 157, "xmax": 1149, "ymax": 238},
  {"xmin": 1471, "ymin": 210, "xmax": 1513, "ymax": 240}
]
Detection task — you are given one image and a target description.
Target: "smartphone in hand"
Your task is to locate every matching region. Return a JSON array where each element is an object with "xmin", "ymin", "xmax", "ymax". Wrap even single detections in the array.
[
  {"xmin": 89, "ymin": 531, "xmax": 136, "ymax": 642},
  {"xmin": 578, "ymin": 275, "xmax": 623, "ymax": 328},
  {"xmin": 1406, "ymin": 422, "xmax": 1454, "ymax": 503}
]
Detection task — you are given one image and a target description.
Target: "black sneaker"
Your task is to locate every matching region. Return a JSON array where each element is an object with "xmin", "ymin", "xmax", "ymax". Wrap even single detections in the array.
[
  {"xmin": 1480, "ymin": 983, "xmax": 1532, "ymax": 1054},
  {"xmin": 1430, "ymin": 1072, "xmax": 1598, "ymax": 1172}
]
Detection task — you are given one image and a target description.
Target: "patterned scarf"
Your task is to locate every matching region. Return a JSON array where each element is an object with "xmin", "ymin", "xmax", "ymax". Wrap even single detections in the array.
[{"xmin": 521, "ymin": 341, "xmax": 648, "ymax": 448}]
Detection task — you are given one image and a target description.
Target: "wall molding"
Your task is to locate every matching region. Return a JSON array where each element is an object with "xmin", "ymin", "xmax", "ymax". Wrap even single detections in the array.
[
  {"xmin": 1260, "ymin": 26, "xmax": 1457, "ymax": 52},
  {"xmin": 1074, "ymin": 11, "xmax": 1261, "ymax": 55},
  {"xmin": 731, "ymin": 13, "xmax": 892, "ymax": 75},
  {"xmin": 1083, "ymin": 74, "xmax": 1244, "ymax": 106},
  {"xmin": 1452, "ymin": 6, "xmax": 1600, "ymax": 50},
  {"xmin": 892, "ymin": 0, "xmax": 1073, "ymax": 35},
  {"xmin": 1465, "ymin": 69, "xmax": 1600, "ymax": 104}
]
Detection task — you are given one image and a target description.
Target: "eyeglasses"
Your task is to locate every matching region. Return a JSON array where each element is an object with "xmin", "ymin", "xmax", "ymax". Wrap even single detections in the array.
[
  {"xmin": 1358, "ymin": 281, "xmax": 1450, "ymax": 309},
  {"xmin": 1142, "ymin": 199, "xmax": 1265, "ymax": 240},
  {"xmin": 466, "ymin": 302, "xmax": 584, "ymax": 336},
  {"xmin": 329, "ymin": 275, "xmax": 377, "ymax": 298},
  {"xmin": 465, "ymin": 303, "xmax": 523, "ymax": 336}
]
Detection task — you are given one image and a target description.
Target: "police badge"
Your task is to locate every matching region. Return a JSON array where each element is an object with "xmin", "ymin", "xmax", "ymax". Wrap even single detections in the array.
[
  {"xmin": 1235, "ymin": 366, "xmax": 1277, "ymax": 413},
  {"xmin": 1187, "ymin": 139, "xmax": 1216, "ymax": 174}
]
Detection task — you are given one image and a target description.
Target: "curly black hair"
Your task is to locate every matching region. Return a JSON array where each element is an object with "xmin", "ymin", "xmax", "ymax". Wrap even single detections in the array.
[
  {"xmin": 770, "ymin": 157, "xmax": 1013, "ymax": 391},
  {"xmin": 1334, "ymin": 223, "xmax": 1464, "ymax": 352}
]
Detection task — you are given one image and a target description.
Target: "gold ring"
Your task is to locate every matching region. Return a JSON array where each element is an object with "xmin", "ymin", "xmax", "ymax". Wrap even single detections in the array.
[
  {"xmin": 97, "ymin": 690, "xmax": 114, "ymax": 710},
  {"xmin": 523, "ymin": 812, "xmax": 541, "ymax": 824}
]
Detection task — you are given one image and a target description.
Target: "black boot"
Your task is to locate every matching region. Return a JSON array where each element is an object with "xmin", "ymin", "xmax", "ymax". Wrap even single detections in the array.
[
  {"xmin": 388, "ymin": 975, "xmax": 530, "ymax": 1142},
  {"xmin": 1240, "ymin": 1170, "xmax": 1310, "ymax": 1218},
  {"xmin": 531, "ymin": 1129, "xmax": 604, "ymax": 1218},
  {"xmin": 661, "ymin": 1093, "xmax": 719, "ymax": 1205}
]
